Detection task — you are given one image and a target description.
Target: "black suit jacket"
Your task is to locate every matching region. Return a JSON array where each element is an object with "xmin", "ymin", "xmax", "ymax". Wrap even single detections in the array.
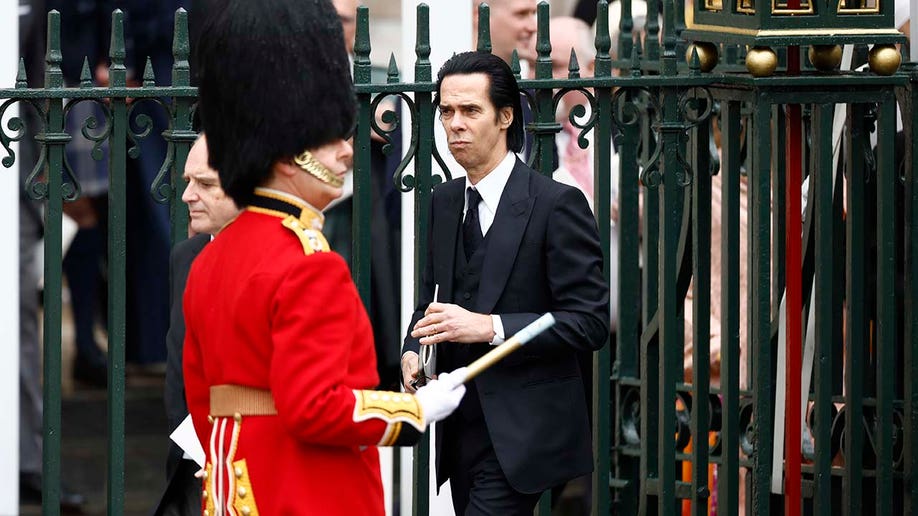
[
  {"xmin": 403, "ymin": 159, "xmax": 609, "ymax": 494},
  {"xmin": 154, "ymin": 233, "xmax": 209, "ymax": 516}
]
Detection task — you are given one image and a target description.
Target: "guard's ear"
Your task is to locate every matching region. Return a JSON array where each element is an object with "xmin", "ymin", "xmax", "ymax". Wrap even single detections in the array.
[
  {"xmin": 275, "ymin": 160, "xmax": 301, "ymax": 178},
  {"xmin": 498, "ymin": 106, "xmax": 513, "ymax": 129}
]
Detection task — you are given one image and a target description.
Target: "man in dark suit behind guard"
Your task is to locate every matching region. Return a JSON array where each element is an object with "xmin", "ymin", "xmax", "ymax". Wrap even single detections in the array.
[
  {"xmin": 154, "ymin": 134, "xmax": 239, "ymax": 515},
  {"xmin": 401, "ymin": 51, "xmax": 609, "ymax": 516}
]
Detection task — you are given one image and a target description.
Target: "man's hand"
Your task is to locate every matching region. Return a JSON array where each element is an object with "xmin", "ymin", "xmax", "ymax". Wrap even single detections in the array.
[
  {"xmin": 401, "ymin": 351, "xmax": 420, "ymax": 393},
  {"xmin": 411, "ymin": 302, "xmax": 495, "ymax": 345}
]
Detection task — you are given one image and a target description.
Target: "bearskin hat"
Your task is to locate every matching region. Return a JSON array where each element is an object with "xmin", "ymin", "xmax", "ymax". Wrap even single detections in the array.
[{"xmin": 195, "ymin": 0, "xmax": 355, "ymax": 206}]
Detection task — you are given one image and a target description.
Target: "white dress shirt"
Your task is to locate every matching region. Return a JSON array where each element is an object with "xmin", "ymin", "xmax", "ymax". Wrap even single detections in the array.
[
  {"xmin": 463, "ymin": 150, "xmax": 515, "ymax": 236},
  {"xmin": 462, "ymin": 151, "xmax": 516, "ymax": 344}
]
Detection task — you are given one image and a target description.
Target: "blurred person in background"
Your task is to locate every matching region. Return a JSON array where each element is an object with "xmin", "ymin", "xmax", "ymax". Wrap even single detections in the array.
[
  {"xmin": 153, "ymin": 134, "xmax": 239, "ymax": 516},
  {"xmin": 121, "ymin": 0, "xmax": 189, "ymax": 373},
  {"xmin": 18, "ymin": 0, "xmax": 87, "ymax": 511},
  {"xmin": 472, "ymin": 0, "xmax": 537, "ymax": 65},
  {"xmin": 50, "ymin": 0, "xmax": 113, "ymax": 389}
]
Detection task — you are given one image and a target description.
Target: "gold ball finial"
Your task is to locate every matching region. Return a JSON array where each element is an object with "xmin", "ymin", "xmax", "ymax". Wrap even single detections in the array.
[
  {"xmin": 745, "ymin": 47, "xmax": 778, "ymax": 77},
  {"xmin": 808, "ymin": 45, "xmax": 842, "ymax": 71},
  {"xmin": 868, "ymin": 44, "xmax": 901, "ymax": 76},
  {"xmin": 686, "ymin": 42, "xmax": 719, "ymax": 73}
]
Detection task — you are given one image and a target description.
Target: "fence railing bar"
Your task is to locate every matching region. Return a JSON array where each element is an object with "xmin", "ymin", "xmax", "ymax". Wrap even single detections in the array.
[
  {"xmin": 717, "ymin": 100, "xmax": 742, "ymax": 515},
  {"xmin": 875, "ymin": 98, "xmax": 898, "ymax": 515},
  {"xmin": 903, "ymin": 66, "xmax": 918, "ymax": 515},
  {"xmin": 750, "ymin": 96, "xmax": 775, "ymax": 516},
  {"xmin": 812, "ymin": 102, "xmax": 836, "ymax": 515},
  {"xmin": 41, "ymin": 9, "xmax": 65, "ymax": 516},
  {"xmin": 105, "ymin": 9, "xmax": 128, "ymax": 515}
]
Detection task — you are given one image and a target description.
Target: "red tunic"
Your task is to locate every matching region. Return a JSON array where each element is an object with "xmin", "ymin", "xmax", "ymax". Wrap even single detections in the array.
[{"xmin": 183, "ymin": 189, "xmax": 422, "ymax": 516}]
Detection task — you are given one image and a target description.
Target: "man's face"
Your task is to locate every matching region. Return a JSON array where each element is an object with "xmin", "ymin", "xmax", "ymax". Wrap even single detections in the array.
[
  {"xmin": 333, "ymin": 0, "xmax": 358, "ymax": 55},
  {"xmin": 550, "ymin": 26, "xmax": 579, "ymax": 80},
  {"xmin": 480, "ymin": 0, "xmax": 537, "ymax": 63},
  {"xmin": 181, "ymin": 137, "xmax": 239, "ymax": 235},
  {"xmin": 439, "ymin": 73, "xmax": 512, "ymax": 178}
]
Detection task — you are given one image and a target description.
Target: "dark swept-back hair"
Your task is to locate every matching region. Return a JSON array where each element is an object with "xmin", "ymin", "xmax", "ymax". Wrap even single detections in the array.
[
  {"xmin": 195, "ymin": 0, "xmax": 355, "ymax": 207},
  {"xmin": 435, "ymin": 51, "xmax": 524, "ymax": 153}
]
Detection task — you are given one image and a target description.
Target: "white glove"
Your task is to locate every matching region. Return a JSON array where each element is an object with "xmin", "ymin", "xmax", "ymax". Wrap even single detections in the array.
[{"xmin": 415, "ymin": 367, "xmax": 468, "ymax": 427}]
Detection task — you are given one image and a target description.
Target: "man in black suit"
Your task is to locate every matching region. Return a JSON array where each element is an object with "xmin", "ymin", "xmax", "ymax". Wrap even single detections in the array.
[
  {"xmin": 154, "ymin": 134, "xmax": 239, "ymax": 515},
  {"xmin": 401, "ymin": 51, "xmax": 608, "ymax": 516}
]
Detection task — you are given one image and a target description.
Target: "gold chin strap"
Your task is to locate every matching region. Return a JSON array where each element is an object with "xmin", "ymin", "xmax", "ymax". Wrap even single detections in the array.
[{"xmin": 293, "ymin": 150, "xmax": 344, "ymax": 188}]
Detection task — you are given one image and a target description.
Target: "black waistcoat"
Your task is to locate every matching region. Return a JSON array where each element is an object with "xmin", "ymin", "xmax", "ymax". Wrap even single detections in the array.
[{"xmin": 445, "ymin": 223, "xmax": 491, "ymax": 421}]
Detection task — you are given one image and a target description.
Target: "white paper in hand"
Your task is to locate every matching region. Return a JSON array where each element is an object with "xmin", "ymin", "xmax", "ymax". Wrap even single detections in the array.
[
  {"xmin": 169, "ymin": 415, "xmax": 206, "ymax": 468},
  {"xmin": 420, "ymin": 284, "xmax": 440, "ymax": 378}
]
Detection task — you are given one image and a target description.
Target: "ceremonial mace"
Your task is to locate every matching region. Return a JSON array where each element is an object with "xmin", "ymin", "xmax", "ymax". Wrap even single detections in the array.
[{"xmin": 459, "ymin": 313, "xmax": 556, "ymax": 383}]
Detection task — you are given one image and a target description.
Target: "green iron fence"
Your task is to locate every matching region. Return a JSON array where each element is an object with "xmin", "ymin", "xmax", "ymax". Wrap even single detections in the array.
[
  {"xmin": 6, "ymin": 8, "xmax": 195, "ymax": 514},
  {"xmin": 6, "ymin": 1, "xmax": 918, "ymax": 514}
]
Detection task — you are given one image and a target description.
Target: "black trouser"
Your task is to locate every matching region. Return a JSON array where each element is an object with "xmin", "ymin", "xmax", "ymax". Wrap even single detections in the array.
[{"xmin": 446, "ymin": 403, "xmax": 541, "ymax": 516}]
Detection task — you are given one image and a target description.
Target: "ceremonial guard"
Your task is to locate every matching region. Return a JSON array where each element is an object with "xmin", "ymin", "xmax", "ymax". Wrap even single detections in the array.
[{"xmin": 183, "ymin": 1, "xmax": 466, "ymax": 515}]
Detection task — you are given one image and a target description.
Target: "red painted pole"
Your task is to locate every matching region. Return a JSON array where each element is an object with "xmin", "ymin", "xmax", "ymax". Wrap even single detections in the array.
[{"xmin": 785, "ymin": 45, "xmax": 803, "ymax": 516}]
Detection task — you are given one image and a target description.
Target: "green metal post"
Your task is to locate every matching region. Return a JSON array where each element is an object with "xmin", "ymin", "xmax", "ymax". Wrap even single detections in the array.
[
  {"xmin": 612, "ymin": 39, "xmax": 642, "ymax": 516},
  {"xmin": 905, "ymin": 65, "xmax": 918, "ymax": 515},
  {"xmin": 875, "ymin": 97, "xmax": 897, "ymax": 515},
  {"xmin": 645, "ymin": 0, "xmax": 660, "ymax": 61},
  {"xmin": 642, "ymin": 123, "xmax": 659, "ymax": 335},
  {"xmin": 168, "ymin": 8, "xmax": 193, "ymax": 245},
  {"xmin": 41, "ymin": 11, "xmax": 66, "ymax": 516},
  {"xmin": 771, "ymin": 105, "xmax": 786, "ymax": 319},
  {"xmin": 476, "ymin": 2, "xmax": 490, "ymax": 53},
  {"xmin": 750, "ymin": 94, "xmax": 773, "ymax": 516},
  {"xmin": 408, "ymin": 5, "xmax": 435, "ymax": 515},
  {"xmin": 617, "ymin": 0, "xmax": 635, "ymax": 64},
  {"xmin": 352, "ymin": 7, "xmax": 373, "ymax": 302},
  {"xmin": 531, "ymin": 2, "xmax": 557, "ymax": 178},
  {"xmin": 640, "ymin": 198, "xmax": 661, "ymax": 511},
  {"xmin": 657, "ymin": 8, "xmax": 680, "ymax": 514},
  {"xmin": 689, "ymin": 90, "xmax": 711, "ymax": 516},
  {"xmin": 674, "ymin": 0, "xmax": 687, "ymax": 58},
  {"xmin": 844, "ymin": 103, "xmax": 866, "ymax": 516},
  {"xmin": 592, "ymin": 3, "xmax": 612, "ymax": 515},
  {"xmin": 106, "ymin": 10, "xmax": 127, "ymax": 515},
  {"xmin": 811, "ymin": 102, "xmax": 835, "ymax": 515},
  {"xmin": 718, "ymin": 99, "xmax": 741, "ymax": 516}
]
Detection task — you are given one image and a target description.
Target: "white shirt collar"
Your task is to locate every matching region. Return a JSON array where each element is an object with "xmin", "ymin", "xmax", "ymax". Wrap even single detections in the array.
[{"xmin": 464, "ymin": 151, "xmax": 515, "ymax": 215}]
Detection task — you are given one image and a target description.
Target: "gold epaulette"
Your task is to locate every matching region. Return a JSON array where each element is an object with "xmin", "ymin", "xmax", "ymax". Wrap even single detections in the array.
[
  {"xmin": 281, "ymin": 215, "xmax": 330, "ymax": 256},
  {"xmin": 352, "ymin": 390, "xmax": 425, "ymax": 447}
]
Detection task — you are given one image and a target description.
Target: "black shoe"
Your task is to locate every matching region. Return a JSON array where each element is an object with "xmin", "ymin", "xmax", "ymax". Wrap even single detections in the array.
[
  {"xmin": 73, "ymin": 352, "xmax": 107, "ymax": 388},
  {"xmin": 19, "ymin": 472, "xmax": 86, "ymax": 513}
]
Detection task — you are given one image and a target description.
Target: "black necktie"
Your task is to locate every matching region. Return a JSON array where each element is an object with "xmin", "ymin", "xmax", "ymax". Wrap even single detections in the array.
[{"xmin": 463, "ymin": 187, "xmax": 484, "ymax": 260}]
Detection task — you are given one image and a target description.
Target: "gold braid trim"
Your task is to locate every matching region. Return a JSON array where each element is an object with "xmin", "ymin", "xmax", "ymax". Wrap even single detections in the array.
[
  {"xmin": 352, "ymin": 390, "xmax": 425, "ymax": 439},
  {"xmin": 281, "ymin": 216, "xmax": 330, "ymax": 256},
  {"xmin": 249, "ymin": 188, "xmax": 325, "ymax": 230},
  {"xmin": 246, "ymin": 205, "xmax": 293, "ymax": 220},
  {"xmin": 294, "ymin": 150, "xmax": 344, "ymax": 187},
  {"xmin": 203, "ymin": 463, "xmax": 215, "ymax": 515},
  {"xmin": 378, "ymin": 422, "xmax": 403, "ymax": 447},
  {"xmin": 231, "ymin": 459, "xmax": 261, "ymax": 516}
]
